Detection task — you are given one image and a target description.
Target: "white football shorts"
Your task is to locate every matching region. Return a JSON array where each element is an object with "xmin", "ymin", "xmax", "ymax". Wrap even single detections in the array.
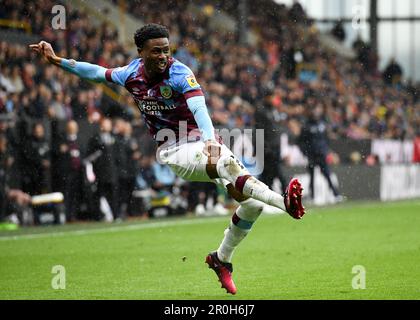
[{"xmin": 157, "ymin": 139, "xmax": 233, "ymax": 187}]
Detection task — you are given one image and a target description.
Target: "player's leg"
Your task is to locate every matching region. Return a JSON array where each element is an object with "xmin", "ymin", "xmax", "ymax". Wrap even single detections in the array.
[
  {"xmin": 158, "ymin": 140, "xmax": 303, "ymax": 294},
  {"xmin": 205, "ymin": 182, "xmax": 264, "ymax": 294},
  {"xmin": 207, "ymin": 146, "xmax": 305, "ymax": 219},
  {"xmin": 159, "ymin": 140, "xmax": 304, "ymax": 219},
  {"xmin": 160, "ymin": 141, "xmax": 284, "ymax": 211},
  {"xmin": 215, "ymin": 184, "xmax": 264, "ymax": 263}
]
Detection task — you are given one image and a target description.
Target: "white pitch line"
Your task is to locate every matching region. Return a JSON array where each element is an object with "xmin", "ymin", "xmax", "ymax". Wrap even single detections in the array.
[{"xmin": 0, "ymin": 216, "xmax": 233, "ymax": 241}]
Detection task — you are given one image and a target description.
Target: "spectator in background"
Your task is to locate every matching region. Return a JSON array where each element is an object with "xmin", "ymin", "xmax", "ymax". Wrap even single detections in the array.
[
  {"xmin": 113, "ymin": 118, "xmax": 128, "ymax": 220},
  {"xmin": 298, "ymin": 103, "xmax": 342, "ymax": 202},
  {"xmin": 21, "ymin": 122, "xmax": 63, "ymax": 225},
  {"xmin": 188, "ymin": 182, "xmax": 210, "ymax": 215},
  {"xmin": 289, "ymin": 1, "xmax": 306, "ymax": 24},
  {"xmin": 331, "ymin": 21, "xmax": 346, "ymax": 42},
  {"xmin": 383, "ymin": 58, "xmax": 403, "ymax": 86},
  {"xmin": 352, "ymin": 37, "xmax": 377, "ymax": 74},
  {"xmin": 254, "ymin": 91, "xmax": 288, "ymax": 194},
  {"xmin": 134, "ymin": 155, "xmax": 157, "ymax": 217},
  {"xmin": 279, "ymin": 42, "xmax": 297, "ymax": 80},
  {"xmin": 87, "ymin": 117, "xmax": 118, "ymax": 221},
  {"xmin": 152, "ymin": 161, "xmax": 176, "ymax": 193},
  {"xmin": 0, "ymin": 118, "xmax": 17, "ymax": 158},
  {"xmin": 136, "ymin": 155, "xmax": 156, "ymax": 191},
  {"xmin": 151, "ymin": 161, "xmax": 191, "ymax": 216},
  {"xmin": 125, "ymin": 122, "xmax": 141, "ymax": 216},
  {"xmin": 22, "ymin": 122, "xmax": 51, "ymax": 196},
  {"xmin": 1, "ymin": 134, "xmax": 32, "ymax": 224},
  {"xmin": 49, "ymin": 92, "xmax": 70, "ymax": 121},
  {"xmin": 114, "ymin": 118, "xmax": 140, "ymax": 219},
  {"xmin": 173, "ymin": 39, "xmax": 199, "ymax": 74},
  {"xmin": 51, "ymin": 113, "xmax": 84, "ymax": 222}
]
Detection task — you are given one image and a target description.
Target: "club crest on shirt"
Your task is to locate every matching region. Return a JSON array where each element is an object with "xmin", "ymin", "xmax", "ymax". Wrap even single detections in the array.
[
  {"xmin": 186, "ymin": 75, "xmax": 199, "ymax": 88},
  {"xmin": 160, "ymin": 85, "xmax": 173, "ymax": 99}
]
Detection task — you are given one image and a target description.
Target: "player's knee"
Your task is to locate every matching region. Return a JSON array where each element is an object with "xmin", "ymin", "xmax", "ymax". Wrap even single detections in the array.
[
  {"xmin": 240, "ymin": 176, "xmax": 270, "ymax": 199},
  {"xmin": 236, "ymin": 198, "xmax": 264, "ymax": 222},
  {"xmin": 216, "ymin": 154, "xmax": 249, "ymax": 181},
  {"xmin": 226, "ymin": 183, "xmax": 249, "ymax": 202},
  {"xmin": 241, "ymin": 198, "xmax": 264, "ymax": 214}
]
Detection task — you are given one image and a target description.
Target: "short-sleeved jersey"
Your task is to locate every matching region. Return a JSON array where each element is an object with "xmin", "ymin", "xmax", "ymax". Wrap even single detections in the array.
[{"xmin": 105, "ymin": 57, "xmax": 204, "ymax": 144}]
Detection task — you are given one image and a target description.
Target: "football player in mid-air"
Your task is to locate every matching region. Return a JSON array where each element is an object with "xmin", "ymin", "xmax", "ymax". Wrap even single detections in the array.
[{"xmin": 30, "ymin": 23, "xmax": 305, "ymax": 295}]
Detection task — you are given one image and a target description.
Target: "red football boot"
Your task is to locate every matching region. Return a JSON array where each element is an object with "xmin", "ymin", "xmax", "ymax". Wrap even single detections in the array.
[
  {"xmin": 284, "ymin": 178, "xmax": 306, "ymax": 219},
  {"xmin": 205, "ymin": 252, "xmax": 237, "ymax": 295}
]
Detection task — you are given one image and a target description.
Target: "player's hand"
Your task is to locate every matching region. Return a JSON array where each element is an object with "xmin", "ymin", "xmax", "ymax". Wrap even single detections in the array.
[
  {"xmin": 29, "ymin": 41, "xmax": 61, "ymax": 65},
  {"xmin": 203, "ymin": 139, "xmax": 221, "ymax": 165}
]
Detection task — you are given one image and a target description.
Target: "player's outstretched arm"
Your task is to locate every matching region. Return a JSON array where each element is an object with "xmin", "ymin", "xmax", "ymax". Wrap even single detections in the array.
[
  {"xmin": 170, "ymin": 61, "xmax": 222, "ymax": 159},
  {"xmin": 29, "ymin": 41, "xmax": 106, "ymax": 82},
  {"xmin": 186, "ymin": 96, "xmax": 221, "ymax": 160}
]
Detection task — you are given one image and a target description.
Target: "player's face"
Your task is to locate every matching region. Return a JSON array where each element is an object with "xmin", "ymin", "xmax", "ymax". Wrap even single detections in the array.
[{"xmin": 139, "ymin": 38, "xmax": 170, "ymax": 76}]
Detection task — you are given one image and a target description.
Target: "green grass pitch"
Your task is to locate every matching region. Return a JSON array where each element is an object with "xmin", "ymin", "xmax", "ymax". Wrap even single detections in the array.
[{"xmin": 1, "ymin": 200, "xmax": 419, "ymax": 300}]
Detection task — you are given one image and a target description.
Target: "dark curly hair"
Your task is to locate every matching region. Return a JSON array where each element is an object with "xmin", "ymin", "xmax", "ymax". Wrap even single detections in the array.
[{"xmin": 134, "ymin": 23, "xmax": 169, "ymax": 49}]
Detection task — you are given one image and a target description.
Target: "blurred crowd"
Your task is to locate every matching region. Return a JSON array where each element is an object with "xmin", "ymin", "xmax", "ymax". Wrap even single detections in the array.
[{"xmin": 1, "ymin": 0, "xmax": 420, "ymax": 224}]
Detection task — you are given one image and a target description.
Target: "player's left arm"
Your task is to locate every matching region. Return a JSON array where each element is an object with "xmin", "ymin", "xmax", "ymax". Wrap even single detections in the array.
[
  {"xmin": 187, "ymin": 95, "xmax": 222, "ymax": 158},
  {"xmin": 170, "ymin": 62, "xmax": 220, "ymax": 157}
]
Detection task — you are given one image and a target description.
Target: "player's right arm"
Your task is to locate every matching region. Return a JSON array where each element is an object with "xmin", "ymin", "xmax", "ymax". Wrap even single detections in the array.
[{"xmin": 29, "ymin": 41, "xmax": 107, "ymax": 82}]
